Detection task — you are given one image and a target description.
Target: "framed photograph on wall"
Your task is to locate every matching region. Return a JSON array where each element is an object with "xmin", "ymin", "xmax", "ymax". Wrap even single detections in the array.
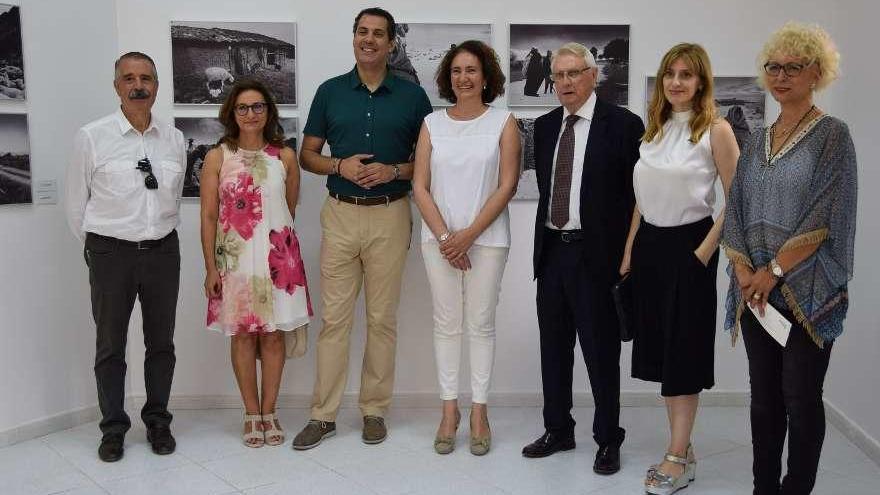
[
  {"xmin": 646, "ymin": 75, "xmax": 766, "ymax": 151},
  {"xmin": 171, "ymin": 21, "xmax": 297, "ymax": 105},
  {"xmin": 513, "ymin": 116, "xmax": 538, "ymax": 200},
  {"xmin": 174, "ymin": 116, "xmax": 298, "ymax": 198},
  {"xmin": 0, "ymin": 4, "xmax": 26, "ymax": 100},
  {"xmin": 0, "ymin": 113, "xmax": 31, "ymax": 205},
  {"xmin": 509, "ymin": 24, "xmax": 629, "ymax": 107},
  {"xmin": 393, "ymin": 22, "xmax": 492, "ymax": 106}
]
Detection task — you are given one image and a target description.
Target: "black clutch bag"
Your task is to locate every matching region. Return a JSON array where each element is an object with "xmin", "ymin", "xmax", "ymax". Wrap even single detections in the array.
[{"xmin": 611, "ymin": 272, "xmax": 633, "ymax": 342}]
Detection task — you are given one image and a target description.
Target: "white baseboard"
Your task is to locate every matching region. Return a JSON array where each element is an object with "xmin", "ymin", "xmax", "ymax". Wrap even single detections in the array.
[
  {"xmin": 824, "ymin": 398, "xmax": 880, "ymax": 466},
  {"xmin": 0, "ymin": 405, "xmax": 99, "ymax": 448},
  {"xmin": 124, "ymin": 389, "xmax": 751, "ymax": 411}
]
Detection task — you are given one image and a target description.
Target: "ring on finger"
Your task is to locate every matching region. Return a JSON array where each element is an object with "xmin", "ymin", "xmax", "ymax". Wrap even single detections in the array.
[{"xmin": 752, "ymin": 292, "xmax": 763, "ymax": 300}]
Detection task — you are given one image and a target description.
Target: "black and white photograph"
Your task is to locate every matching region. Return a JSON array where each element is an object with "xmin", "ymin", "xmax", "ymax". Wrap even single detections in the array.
[
  {"xmin": 0, "ymin": 4, "xmax": 25, "ymax": 100},
  {"xmin": 513, "ymin": 116, "xmax": 538, "ymax": 200},
  {"xmin": 171, "ymin": 21, "xmax": 296, "ymax": 105},
  {"xmin": 647, "ymin": 75, "xmax": 766, "ymax": 151},
  {"xmin": 509, "ymin": 24, "xmax": 629, "ymax": 107},
  {"xmin": 175, "ymin": 116, "xmax": 298, "ymax": 197},
  {"xmin": 0, "ymin": 113, "xmax": 31, "ymax": 205},
  {"xmin": 391, "ymin": 23, "xmax": 492, "ymax": 106}
]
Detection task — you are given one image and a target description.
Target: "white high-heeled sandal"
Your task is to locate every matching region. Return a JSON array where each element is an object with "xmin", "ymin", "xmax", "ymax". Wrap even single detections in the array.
[
  {"xmin": 262, "ymin": 412, "xmax": 285, "ymax": 446},
  {"xmin": 645, "ymin": 446, "xmax": 696, "ymax": 494},
  {"xmin": 242, "ymin": 412, "xmax": 264, "ymax": 448}
]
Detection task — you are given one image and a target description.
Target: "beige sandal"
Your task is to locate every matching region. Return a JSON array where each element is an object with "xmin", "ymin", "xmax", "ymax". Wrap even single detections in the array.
[
  {"xmin": 242, "ymin": 412, "xmax": 264, "ymax": 448},
  {"xmin": 262, "ymin": 412, "xmax": 285, "ymax": 446}
]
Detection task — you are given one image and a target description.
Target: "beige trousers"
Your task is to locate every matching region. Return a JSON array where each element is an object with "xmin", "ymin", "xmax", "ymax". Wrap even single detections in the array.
[{"xmin": 310, "ymin": 196, "xmax": 411, "ymax": 421}]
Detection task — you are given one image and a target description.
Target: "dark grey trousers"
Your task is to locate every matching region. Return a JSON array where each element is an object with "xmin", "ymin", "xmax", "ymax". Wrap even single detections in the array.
[{"xmin": 85, "ymin": 231, "xmax": 180, "ymax": 436}]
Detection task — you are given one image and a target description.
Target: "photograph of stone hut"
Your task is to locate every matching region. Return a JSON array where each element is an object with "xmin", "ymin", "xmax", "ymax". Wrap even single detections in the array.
[{"xmin": 171, "ymin": 21, "xmax": 296, "ymax": 105}]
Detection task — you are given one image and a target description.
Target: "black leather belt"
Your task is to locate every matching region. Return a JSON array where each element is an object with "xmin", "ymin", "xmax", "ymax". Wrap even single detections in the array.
[
  {"xmin": 88, "ymin": 230, "xmax": 176, "ymax": 250},
  {"xmin": 330, "ymin": 191, "xmax": 407, "ymax": 206},
  {"xmin": 545, "ymin": 228, "xmax": 585, "ymax": 243}
]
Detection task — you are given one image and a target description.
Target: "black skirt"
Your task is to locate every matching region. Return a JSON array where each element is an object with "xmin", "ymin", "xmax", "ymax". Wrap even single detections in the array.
[{"xmin": 630, "ymin": 216, "xmax": 718, "ymax": 396}]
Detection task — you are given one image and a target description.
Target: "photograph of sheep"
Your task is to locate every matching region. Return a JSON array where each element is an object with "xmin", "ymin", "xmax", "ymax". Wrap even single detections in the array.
[
  {"xmin": 509, "ymin": 24, "xmax": 629, "ymax": 107},
  {"xmin": 0, "ymin": 4, "xmax": 25, "ymax": 100},
  {"xmin": 171, "ymin": 21, "xmax": 296, "ymax": 105},
  {"xmin": 174, "ymin": 116, "xmax": 298, "ymax": 197},
  {"xmin": 0, "ymin": 113, "xmax": 31, "ymax": 205},
  {"xmin": 646, "ymin": 75, "xmax": 766, "ymax": 151},
  {"xmin": 390, "ymin": 23, "xmax": 492, "ymax": 106}
]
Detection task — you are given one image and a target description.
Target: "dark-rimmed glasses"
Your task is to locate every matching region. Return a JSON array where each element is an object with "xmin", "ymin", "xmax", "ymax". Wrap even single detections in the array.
[
  {"xmin": 136, "ymin": 157, "xmax": 158, "ymax": 190},
  {"xmin": 234, "ymin": 102, "xmax": 268, "ymax": 116},
  {"xmin": 763, "ymin": 61, "xmax": 811, "ymax": 78}
]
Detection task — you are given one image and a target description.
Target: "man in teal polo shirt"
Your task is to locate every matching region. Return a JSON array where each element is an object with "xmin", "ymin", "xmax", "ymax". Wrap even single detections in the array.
[{"xmin": 293, "ymin": 7, "xmax": 432, "ymax": 450}]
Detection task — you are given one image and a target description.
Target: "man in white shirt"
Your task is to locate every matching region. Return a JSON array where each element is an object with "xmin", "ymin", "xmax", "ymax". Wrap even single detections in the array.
[
  {"xmin": 65, "ymin": 52, "xmax": 186, "ymax": 463},
  {"xmin": 522, "ymin": 43, "xmax": 644, "ymax": 474}
]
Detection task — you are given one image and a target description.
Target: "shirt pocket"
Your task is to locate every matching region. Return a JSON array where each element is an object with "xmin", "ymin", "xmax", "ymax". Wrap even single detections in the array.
[
  {"xmin": 96, "ymin": 160, "xmax": 140, "ymax": 195},
  {"xmin": 158, "ymin": 159, "xmax": 184, "ymax": 191}
]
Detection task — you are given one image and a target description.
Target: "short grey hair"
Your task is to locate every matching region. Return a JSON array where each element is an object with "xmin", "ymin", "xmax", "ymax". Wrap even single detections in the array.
[
  {"xmin": 114, "ymin": 51, "xmax": 158, "ymax": 81},
  {"xmin": 552, "ymin": 42, "xmax": 599, "ymax": 81}
]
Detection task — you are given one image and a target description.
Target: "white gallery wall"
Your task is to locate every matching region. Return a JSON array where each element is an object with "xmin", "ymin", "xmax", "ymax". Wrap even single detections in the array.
[
  {"xmin": 0, "ymin": 0, "xmax": 119, "ymax": 441},
  {"xmin": 1, "ymin": 0, "xmax": 876, "ymax": 450}
]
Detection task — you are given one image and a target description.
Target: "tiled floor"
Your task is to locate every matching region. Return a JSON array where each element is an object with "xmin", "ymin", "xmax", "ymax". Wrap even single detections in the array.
[{"xmin": 1, "ymin": 406, "xmax": 877, "ymax": 494}]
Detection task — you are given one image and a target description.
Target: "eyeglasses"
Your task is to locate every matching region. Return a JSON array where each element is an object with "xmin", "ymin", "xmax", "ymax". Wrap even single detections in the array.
[
  {"xmin": 549, "ymin": 67, "xmax": 591, "ymax": 82},
  {"xmin": 234, "ymin": 102, "xmax": 268, "ymax": 116},
  {"xmin": 136, "ymin": 157, "xmax": 158, "ymax": 190},
  {"xmin": 763, "ymin": 61, "xmax": 811, "ymax": 78}
]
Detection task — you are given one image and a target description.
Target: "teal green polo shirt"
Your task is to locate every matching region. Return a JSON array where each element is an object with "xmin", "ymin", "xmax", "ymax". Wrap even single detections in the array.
[{"xmin": 303, "ymin": 66, "xmax": 433, "ymax": 197}]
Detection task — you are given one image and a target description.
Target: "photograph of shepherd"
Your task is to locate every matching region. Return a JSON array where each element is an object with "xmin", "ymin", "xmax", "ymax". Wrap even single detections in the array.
[
  {"xmin": 393, "ymin": 22, "xmax": 492, "ymax": 106},
  {"xmin": 513, "ymin": 116, "xmax": 539, "ymax": 200},
  {"xmin": 175, "ymin": 116, "xmax": 297, "ymax": 197},
  {"xmin": 171, "ymin": 21, "xmax": 296, "ymax": 105},
  {"xmin": 647, "ymin": 75, "xmax": 765, "ymax": 150},
  {"xmin": 0, "ymin": 4, "xmax": 26, "ymax": 100},
  {"xmin": 0, "ymin": 113, "xmax": 31, "ymax": 205},
  {"xmin": 509, "ymin": 24, "xmax": 629, "ymax": 107}
]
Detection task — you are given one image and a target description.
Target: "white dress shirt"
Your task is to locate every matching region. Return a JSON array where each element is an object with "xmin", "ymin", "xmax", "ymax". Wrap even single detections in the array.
[
  {"xmin": 545, "ymin": 92, "xmax": 596, "ymax": 230},
  {"xmin": 66, "ymin": 109, "xmax": 186, "ymax": 242}
]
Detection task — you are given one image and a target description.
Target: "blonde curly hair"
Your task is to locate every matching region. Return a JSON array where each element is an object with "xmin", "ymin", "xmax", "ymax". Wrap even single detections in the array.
[{"xmin": 758, "ymin": 22, "xmax": 840, "ymax": 91}]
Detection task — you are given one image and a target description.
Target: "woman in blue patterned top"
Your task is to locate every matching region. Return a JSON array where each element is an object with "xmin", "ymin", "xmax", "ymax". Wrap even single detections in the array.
[{"xmin": 721, "ymin": 22, "xmax": 857, "ymax": 494}]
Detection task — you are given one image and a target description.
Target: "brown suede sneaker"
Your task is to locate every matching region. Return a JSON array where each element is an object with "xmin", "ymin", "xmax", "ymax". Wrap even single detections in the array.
[
  {"xmin": 292, "ymin": 420, "xmax": 336, "ymax": 450},
  {"xmin": 362, "ymin": 416, "xmax": 387, "ymax": 444}
]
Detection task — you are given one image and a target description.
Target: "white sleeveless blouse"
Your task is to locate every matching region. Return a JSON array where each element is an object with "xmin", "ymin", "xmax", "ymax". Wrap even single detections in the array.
[
  {"xmin": 634, "ymin": 110, "xmax": 718, "ymax": 227},
  {"xmin": 421, "ymin": 107, "xmax": 511, "ymax": 247}
]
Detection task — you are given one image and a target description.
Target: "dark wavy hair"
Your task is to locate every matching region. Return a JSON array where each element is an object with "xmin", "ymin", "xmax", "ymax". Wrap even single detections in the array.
[
  {"xmin": 218, "ymin": 79, "xmax": 284, "ymax": 151},
  {"xmin": 435, "ymin": 40, "xmax": 505, "ymax": 104},
  {"xmin": 352, "ymin": 7, "xmax": 395, "ymax": 39}
]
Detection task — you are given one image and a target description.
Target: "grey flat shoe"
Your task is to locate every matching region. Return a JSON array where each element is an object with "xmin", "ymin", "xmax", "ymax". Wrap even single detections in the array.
[
  {"xmin": 470, "ymin": 431, "xmax": 491, "ymax": 456},
  {"xmin": 434, "ymin": 410, "xmax": 460, "ymax": 454}
]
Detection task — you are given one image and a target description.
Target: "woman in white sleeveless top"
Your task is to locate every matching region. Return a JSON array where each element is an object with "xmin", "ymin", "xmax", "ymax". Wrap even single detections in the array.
[
  {"xmin": 620, "ymin": 44, "xmax": 739, "ymax": 494},
  {"xmin": 412, "ymin": 40, "xmax": 520, "ymax": 456}
]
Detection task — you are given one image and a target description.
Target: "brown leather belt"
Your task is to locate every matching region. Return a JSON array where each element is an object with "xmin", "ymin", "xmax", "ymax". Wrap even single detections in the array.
[{"xmin": 330, "ymin": 191, "xmax": 407, "ymax": 206}]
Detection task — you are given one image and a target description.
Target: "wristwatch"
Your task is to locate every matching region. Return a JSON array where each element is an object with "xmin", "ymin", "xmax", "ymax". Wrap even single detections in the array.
[
  {"xmin": 391, "ymin": 164, "xmax": 401, "ymax": 180},
  {"xmin": 769, "ymin": 258, "xmax": 784, "ymax": 278},
  {"xmin": 438, "ymin": 231, "xmax": 451, "ymax": 242}
]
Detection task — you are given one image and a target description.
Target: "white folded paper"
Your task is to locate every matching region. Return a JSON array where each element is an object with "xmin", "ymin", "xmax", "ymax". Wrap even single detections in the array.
[{"xmin": 748, "ymin": 303, "xmax": 792, "ymax": 347}]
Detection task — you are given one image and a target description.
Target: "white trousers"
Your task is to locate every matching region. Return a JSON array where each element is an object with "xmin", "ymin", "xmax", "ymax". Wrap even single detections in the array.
[{"xmin": 421, "ymin": 242, "xmax": 509, "ymax": 404}]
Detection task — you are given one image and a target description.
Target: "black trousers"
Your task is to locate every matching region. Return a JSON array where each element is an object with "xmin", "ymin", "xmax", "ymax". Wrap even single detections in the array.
[
  {"xmin": 741, "ymin": 308, "xmax": 833, "ymax": 495},
  {"xmin": 85, "ymin": 231, "xmax": 180, "ymax": 436},
  {"xmin": 536, "ymin": 235, "xmax": 625, "ymax": 448}
]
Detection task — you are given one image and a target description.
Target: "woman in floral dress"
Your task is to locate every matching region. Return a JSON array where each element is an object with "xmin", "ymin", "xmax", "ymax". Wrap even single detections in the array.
[{"xmin": 200, "ymin": 79, "xmax": 312, "ymax": 447}]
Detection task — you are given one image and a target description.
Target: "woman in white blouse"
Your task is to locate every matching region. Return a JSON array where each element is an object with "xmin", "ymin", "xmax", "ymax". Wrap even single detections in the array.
[
  {"xmin": 412, "ymin": 40, "xmax": 520, "ymax": 456},
  {"xmin": 620, "ymin": 43, "xmax": 739, "ymax": 494}
]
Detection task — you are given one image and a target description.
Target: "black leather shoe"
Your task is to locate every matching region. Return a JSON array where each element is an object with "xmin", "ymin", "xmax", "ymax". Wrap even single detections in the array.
[
  {"xmin": 593, "ymin": 444, "xmax": 621, "ymax": 474},
  {"xmin": 521, "ymin": 431, "xmax": 576, "ymax": 458},
  {"xmin": 98, "ymin": 433, "xmax": 124, "ymax": 462},
  {"xmin": 146, "ymin": 425, "xmax": 176, "ymax": 455}
]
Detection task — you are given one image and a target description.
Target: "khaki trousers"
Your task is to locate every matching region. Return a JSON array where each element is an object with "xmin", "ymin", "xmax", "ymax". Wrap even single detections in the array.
[{"xmin": 311, "ymin": 196, "xmax": 411, "ymax": 420}]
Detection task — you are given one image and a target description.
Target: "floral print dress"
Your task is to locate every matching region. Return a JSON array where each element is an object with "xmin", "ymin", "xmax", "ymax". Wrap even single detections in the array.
[{"xmin": 207, "ymin": 144, "xmax": 312, "ymax": 336}]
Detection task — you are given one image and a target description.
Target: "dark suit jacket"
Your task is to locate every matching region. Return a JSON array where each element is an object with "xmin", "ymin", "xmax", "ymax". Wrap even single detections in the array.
[{"xmin": 533, "ymin": 98, "xmax": 644, "ymax": 284}]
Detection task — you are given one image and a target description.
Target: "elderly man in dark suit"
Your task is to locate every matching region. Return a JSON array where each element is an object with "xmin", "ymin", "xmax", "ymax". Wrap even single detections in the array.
[{"xmin": 521, "ymin": 42, "xmax": 643, "ymax": 475}]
